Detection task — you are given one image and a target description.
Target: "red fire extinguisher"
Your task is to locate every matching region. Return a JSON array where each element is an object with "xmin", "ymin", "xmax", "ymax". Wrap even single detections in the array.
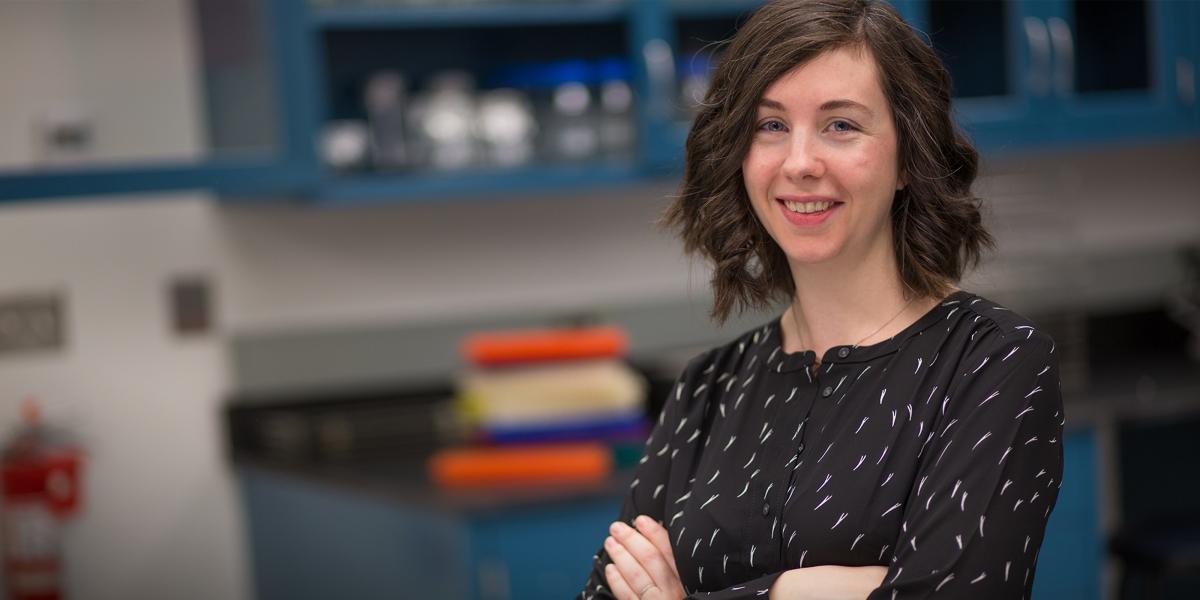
[{"xmin": 1, "ymin": 399, "xmax": 83, "ymax": 600}]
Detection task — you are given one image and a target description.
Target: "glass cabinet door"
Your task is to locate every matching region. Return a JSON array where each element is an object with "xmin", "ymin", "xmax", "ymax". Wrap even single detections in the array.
[
  {"xmin": 1040, "ymin": 0, "xmax": 1192, "ymax": 143},
  {"xmin": 661, "ymin": 1, "xmax": 763, "ymax": 169},
  {"xmin": 916, "ymin": 0, "xmax": 1051, "ymax": 150},
  {"xmin": 0, "ymin": 0, "xmax": 307, "ymax": 201}
]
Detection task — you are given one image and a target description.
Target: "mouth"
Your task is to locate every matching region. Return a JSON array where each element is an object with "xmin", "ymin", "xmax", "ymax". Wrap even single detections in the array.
[
  {"xmin": 775, "ymin": 197, "xmax": 842, "ymax": 227},
  {"xmin": 777, "ymin": 198, "xmax": 843, "ymax": 215}
]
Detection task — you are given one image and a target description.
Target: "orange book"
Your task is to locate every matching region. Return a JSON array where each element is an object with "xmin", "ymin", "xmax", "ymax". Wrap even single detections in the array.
[
  {"xmin": 428, "ymin": 442, "xmax": 612, "ymax": 488},
  {"xmin": 461, "ymin": 327, "xmax": 628, "ymax": 367}
]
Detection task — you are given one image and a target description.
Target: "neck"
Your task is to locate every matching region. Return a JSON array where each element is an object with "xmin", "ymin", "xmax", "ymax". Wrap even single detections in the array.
[{"xmin": 782, "ymin": 239, "xmax": 942, "ymax": 358}]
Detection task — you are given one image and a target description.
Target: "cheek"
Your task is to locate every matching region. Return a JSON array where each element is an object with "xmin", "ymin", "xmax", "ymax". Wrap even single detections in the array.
[
  {"xmin": 742, "ymin": 150, "xmax": 778, "ymax": 194},
  {"xmin": 845, "ymin": 143, "xmax": 899, "ymax": 192}
]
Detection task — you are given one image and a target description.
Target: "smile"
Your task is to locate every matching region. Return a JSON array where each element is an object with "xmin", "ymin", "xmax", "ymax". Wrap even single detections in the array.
[
  {"xmin": 783, "ymin": 200, "xmax": 836, "ymax": 214},
  {"xmin": 776, "ymin": 198, "xmax": 843, "ymax": 227}
]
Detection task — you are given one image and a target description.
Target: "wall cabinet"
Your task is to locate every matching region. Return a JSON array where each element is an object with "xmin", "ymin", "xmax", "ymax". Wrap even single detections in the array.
[
  {"xmin": 1, "ymin": 0, "xmax": 1196, "ymax": 203},
  {"xmin": 909, "ymin": 0, "xmax": 1198, "ymax": 153},
  {"xmin": 0, "ymin": 0, "xmax": 315, "ymax": 201}
]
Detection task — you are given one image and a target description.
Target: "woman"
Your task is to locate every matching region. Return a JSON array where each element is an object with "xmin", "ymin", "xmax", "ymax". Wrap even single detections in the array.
[{"xmin": 579, "ymin": 1, "xmax": 1064, "ymax": 599}]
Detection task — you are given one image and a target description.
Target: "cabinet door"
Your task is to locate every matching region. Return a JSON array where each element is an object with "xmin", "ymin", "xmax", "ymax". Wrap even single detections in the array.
[
  {"xmin": 1041, "ymin": 0, "xmax": 1196, "ymax": 144},
  {"xmin": 469, "ymin": 498, "xmax": 621, "ymax": 600},
  {"xmin": 0, "ymin": 0, "xmax": 311, "ymax": 202},
  {"xmin": 1177, "ymin": 0, "xmax": 1199, "ymax": 131},
  {"xmin": 658, "ymin": 1, "xmax": 766, "ymax": 171},
  {"xmin": 240, "ymin": 468, "xmax": 471, "ymax": 600},
  {"xmin": 1033, "ymin": 428, "xmax": 1102, "ymax": 599},
  {"xmin": 915, "ymin": 0, "xmax": 1051, "ymax": 151}
]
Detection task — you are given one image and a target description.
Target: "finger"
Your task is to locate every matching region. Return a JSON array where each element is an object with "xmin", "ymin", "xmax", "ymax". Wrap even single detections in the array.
[
  {"xmin": 604, "ymin": 535, "xmax": 656, "ymax": 598},
  {"xmin": 605, "ymin": 563, "xmax": 637, "ymax": 600},
  {"xmin": 633, "ymin": 515, "xmax": 679, "ymax": 579},
  {"xmin": 609, "ymin": 522, "xmax": 676, "ymax": 591}
]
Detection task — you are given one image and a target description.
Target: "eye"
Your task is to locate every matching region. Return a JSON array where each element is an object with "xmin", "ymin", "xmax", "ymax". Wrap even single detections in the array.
[
  {"xmin": 828, "ymin": 119, "xmax": 859, "ymax": 133},
  {"xmin": 757, "ymin": 119, "xmax": 787, "ymax": 133}
]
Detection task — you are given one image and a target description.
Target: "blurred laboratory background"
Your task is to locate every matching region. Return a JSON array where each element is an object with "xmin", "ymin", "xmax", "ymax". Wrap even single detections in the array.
[{"xmin": 0, "ymin": 0, "xmax": 1198, "ymax": 599}]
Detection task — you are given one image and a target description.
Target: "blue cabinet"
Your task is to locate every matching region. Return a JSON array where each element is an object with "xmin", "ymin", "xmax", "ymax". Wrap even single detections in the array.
[
  {"xmin": 1034, "ymin": 427, "xmax": 1103, "ymax": 600},
  {"xmin": 912, "ymin": 0, "xmax": 1198, "ymax": 154},
  {"xmin": 2, "ymin": 0, "xmax": 1197, "ymax": 203},
  {"xmin": 1031, "ymin": 0, "xmax": 1195, "ymax": 147},
  {"xmin": 240, "ymin": 429, "xmax": 1103, "ymax": 600},
  {"xmin": 0, "ymin": 0, "xmax": 314, "ymax": 202},
  {"xmin": 907, "ymin": 0, "xmax": 1051, "ymax": 151},
  {"xmin": 239, "ymin": 467, "xmax": 622, "ymax": 600}
]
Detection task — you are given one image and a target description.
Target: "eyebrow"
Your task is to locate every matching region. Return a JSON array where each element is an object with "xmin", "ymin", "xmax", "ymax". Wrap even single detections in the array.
[{"xmin": 758, "ymin": 98, "xmax": 875, "ymax": 118}]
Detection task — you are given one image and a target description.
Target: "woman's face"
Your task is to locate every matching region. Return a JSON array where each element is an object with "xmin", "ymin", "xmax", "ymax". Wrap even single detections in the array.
[{"xmin": 742, "ymin": 46, "xmax": 904, "ymax": 270}]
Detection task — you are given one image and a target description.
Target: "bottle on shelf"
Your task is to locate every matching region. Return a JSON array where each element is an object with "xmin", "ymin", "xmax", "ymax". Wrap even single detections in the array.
[
  {"xmin": 542, "ymin": 60, "xmax": 599, "ymax": 163},
  {"xmin": 364, "ymin": 70, "xmax": 410, "ymax": 171},
  {"xmin": 594, "ymin": 57, "xmax": 635, "ymax": 162},
  {"xmin": 476, "ymin": 88, "xmax": 537, "ymax": 168},
  {"xmin": 408, "ymin": 71, "xmax": 479, "ymax": 170}
]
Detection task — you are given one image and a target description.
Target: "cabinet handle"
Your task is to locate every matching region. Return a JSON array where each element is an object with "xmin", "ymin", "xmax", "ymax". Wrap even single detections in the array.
[
  {"xmin": 1047, "ymin": 16, "xmax": 1075, "ymax": 97},
  {"xmin": 1023, "ymin": 17, "xmax": 1052, "ymax": 97},
  {"xmin": 477, "ymin": 559, "xmax": 510, "ymax": 600},
  {"xmin": 1178, "ymin": 57, "xmax": 1196, "ymax": 106},
  {"xmin": 643, "ymin": 38, "xmax": 677, "ymax": 118}
]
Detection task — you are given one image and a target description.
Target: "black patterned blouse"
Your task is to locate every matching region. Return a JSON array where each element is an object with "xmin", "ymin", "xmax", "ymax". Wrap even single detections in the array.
[{"xmin": 579, "ymin": 290, "xmax": 1064, "ymax": 599}]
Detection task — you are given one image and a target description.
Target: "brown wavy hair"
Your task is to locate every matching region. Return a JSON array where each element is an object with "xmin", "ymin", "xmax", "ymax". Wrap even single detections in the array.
[{"xmin": 660, "ymin": 0, "xmax": 993, "ymax": 325}]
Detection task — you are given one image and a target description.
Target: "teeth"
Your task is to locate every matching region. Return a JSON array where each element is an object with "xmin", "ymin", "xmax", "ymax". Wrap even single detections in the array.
[{"xmin": 784, "ymin": 200, "xmax": 833, "ymax": 214}]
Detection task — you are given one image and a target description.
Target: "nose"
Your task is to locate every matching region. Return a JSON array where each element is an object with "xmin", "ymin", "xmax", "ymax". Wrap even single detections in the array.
[{"xmin": 780, "ymin": 132, "xmax": 825, "ymax": 181}]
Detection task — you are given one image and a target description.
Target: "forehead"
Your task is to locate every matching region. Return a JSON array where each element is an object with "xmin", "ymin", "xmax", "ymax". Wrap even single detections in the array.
[{"xmin": 760, "ymin": 46, "xmax": 888, "ymax": 113}]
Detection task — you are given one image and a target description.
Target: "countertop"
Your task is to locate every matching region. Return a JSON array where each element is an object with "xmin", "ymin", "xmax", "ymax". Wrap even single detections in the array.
[{"xmin": 232, "ymin": 348, "xmax": 1200, "ymax": 514}]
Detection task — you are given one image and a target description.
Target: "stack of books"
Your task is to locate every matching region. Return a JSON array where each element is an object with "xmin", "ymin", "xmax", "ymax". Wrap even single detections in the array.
[{"xmin": 427, "ymin": 326, "xmax": 647, "ymax": 488}]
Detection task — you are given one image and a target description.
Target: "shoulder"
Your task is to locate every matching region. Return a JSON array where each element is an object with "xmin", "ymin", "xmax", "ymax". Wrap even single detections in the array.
[
  {"xmin": 669, "ymin": 318, "xmax": 777, "ymax": 397},
  {"xmin": 954, "ymin": 292, "xmax": 1056, "ymax": 358},
  {"xmin": 944, "ymin": 293, "xmax": 1061, "ymax": 408}
]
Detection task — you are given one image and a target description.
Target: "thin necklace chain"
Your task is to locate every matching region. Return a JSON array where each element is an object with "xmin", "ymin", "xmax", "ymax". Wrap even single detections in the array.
[{"xmin": 790, "ymin": 295, "xmax": 916, "ymax": 358}]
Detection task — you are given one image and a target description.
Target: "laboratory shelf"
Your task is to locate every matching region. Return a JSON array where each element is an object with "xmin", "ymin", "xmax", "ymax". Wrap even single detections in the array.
[
  {"xmin": 309, "ymin": 1, "xmax": 630, "ymax": 31},
  {"xmin": 313, "ymin": 162, "xmax": 644, "ymax": 205},
  {"xmin": 0, "ymin": 159, "xmax": 310, "ymax": 203},
  {"xmin": 666, "ymin": 0, "xmax": 764, "ymax": 19}
]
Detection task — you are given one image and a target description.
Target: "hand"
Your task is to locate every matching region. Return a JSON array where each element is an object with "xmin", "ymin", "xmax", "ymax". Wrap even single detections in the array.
[
  {"xmin": 769, "ymin": 565, "xmax": 888, "ymax": 600},
  {"xmin": 604, "ymin": 515, "xmax": 686, "ymax": 600}
]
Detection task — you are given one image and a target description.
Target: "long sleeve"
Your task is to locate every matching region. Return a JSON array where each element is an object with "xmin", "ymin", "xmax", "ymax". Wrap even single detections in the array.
[
  {"xmin": 579, "ymin": 357, "xmax": 701, "ymax": 600},
  {"xmin": 867, "ymin": 325, "xmax": 1064, "ymax": 599},
  {"xmin": 684, "ymin": 573, "xmax": 786, "ymax": 599},
  {"xmin": 579, "ymin": 352, "xmax": 789, "ymax": 600}
]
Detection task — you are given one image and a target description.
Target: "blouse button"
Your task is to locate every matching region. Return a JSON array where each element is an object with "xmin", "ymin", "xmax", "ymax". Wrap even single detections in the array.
[
  {"xmin": 797, "ymin": 443, "xmax": 805, "ymax": 454},
  {"xmin": 821, "ymin": 386, "xmax": 833, "ymax": 398},
  {"xmin": 761, "ymin": 502, "xmax": 770, "ymax": 517},
  {"xmin": 837, "ymin": 347, "xmax": 851, "ymax": 359}
]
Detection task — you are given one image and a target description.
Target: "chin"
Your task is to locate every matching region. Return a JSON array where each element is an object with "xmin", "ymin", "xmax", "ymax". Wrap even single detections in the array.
[{"xmin": 779, "ymin": 244, "xmax": 841, "ymax": 266}]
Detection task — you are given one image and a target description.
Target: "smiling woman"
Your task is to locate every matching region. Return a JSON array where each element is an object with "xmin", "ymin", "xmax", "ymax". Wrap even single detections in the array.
[{"xmin": 578, "ymin": 1, "xmax": 1063, "ymax": 600}]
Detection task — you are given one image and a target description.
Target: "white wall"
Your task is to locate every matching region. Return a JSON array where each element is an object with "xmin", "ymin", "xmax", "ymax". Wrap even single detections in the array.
[
  {"xmin": 0, "ymin": 3, "xmax": 244, "ymax": 599},
  {"xmin": 0, "ymin": 196, "xmax": 248, "ymax": 600},
  {"xmin": 217, "ymin": 183, "xmax": 700, "ymax": 333}
]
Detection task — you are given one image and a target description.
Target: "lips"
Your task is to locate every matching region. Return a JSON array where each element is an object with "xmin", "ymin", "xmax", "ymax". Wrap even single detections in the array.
[{"xmin": 776, "ymin": 197, "xmax": 842, "ymax": 227}]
